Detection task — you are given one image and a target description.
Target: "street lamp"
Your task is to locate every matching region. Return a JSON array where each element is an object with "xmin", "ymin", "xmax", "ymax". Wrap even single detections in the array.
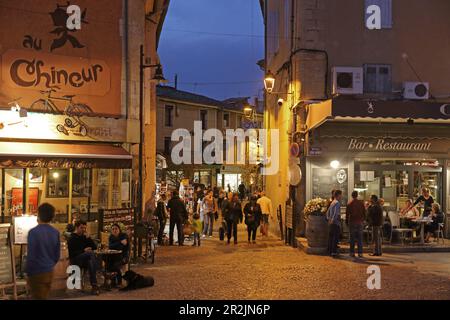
[
  {"xmin": 264, "ymin": 71, "xmax": 276, "ymax": 93},
  {"xmin": 243, "ymin": 105, "xmax": 254, "ymax": 119},
  {"xmin": 264, "ymin": 70, "xmax": 293, "ymax": 95},
  {"xmin": 137, "ymin": 44, "xmax": 167, "ymax": 261}
]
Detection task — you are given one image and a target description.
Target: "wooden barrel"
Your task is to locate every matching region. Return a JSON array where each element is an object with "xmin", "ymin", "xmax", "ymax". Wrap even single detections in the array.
[
  {"xmin": 306, "ymin": 215, "xmax": 329, "ymax": 248},
  {"xmin": 49, "ymin": 240, "xmax": 69, "ymax": 298}
]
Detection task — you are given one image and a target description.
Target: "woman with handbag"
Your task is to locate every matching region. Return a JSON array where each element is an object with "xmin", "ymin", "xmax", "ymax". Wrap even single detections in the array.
[{"xmin": 244, "ymin": 195, "xmax": 262, "ymax": 244}]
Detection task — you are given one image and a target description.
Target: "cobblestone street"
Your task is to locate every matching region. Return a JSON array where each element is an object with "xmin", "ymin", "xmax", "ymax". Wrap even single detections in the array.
[{"xmin": 72, "ymin": 225, "xmax": 450, "ymax": 300}]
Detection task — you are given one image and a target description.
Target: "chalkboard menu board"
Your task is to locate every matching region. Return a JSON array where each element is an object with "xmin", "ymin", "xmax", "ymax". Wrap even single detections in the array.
[
  {"xmin": 99, "ymin": 208, "xmax": 134, "ymax": 233},
  {"xmin": 0, "ymin": 224, "xmax": 14, "ymax": 286}
]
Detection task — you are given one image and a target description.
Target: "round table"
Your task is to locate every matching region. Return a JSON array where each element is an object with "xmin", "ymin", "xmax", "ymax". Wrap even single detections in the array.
[
  {"xmin": 414, "ymin": 218, "xmax": 433, "ymax": 245},
  {"xmin": 95, "ymin": 249, "xmax": 122, "ymax": 289}
]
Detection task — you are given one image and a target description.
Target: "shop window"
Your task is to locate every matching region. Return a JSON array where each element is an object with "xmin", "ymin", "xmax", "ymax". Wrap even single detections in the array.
[
  {"xmin": 312, "ymin": 167, "xmax": 348, "ymax": 206},
  {"xmin": 72, "ymin": 169, "xmax": 90, "ymax": 197},
  {"xmin": 121, "ymin": 169, "xmax": 131, "ymax": 206},
  {"xmin": 47, "ymin": 169, "xmax": 69, "ymax": 198}
]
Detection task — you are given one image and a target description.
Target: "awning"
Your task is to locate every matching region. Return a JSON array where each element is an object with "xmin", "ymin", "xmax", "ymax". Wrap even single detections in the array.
[
  {"xmin": 306, "ymin": 98, "xmax": 450, "ymax": 131},
  {"xmin": 0, "ymin": 142, "xmax": 132, "ymax": 169}
]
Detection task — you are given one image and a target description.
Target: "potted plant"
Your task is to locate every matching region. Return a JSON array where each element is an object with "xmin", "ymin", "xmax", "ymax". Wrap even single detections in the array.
[{"xmin": 304, "ymin": 198, "xmax": 330, "ymax": 248}]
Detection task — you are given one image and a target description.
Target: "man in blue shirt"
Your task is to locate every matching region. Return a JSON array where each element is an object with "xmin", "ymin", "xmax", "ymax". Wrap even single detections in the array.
[
  {"xmin": 26, "ymin": 203, "xmax": 60, "ymax": 300},
  {"xmin": 327, "ymin": 190, "xmax": 342, "ymax": 258}
]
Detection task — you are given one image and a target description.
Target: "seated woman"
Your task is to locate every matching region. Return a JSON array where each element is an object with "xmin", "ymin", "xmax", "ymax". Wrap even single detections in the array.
[
  {"xmin": 424, "ymin": 203, "xmax": 444, "ymax": 243},
  {"xmin": 108, "ymin": 224, "xmax": 130, "ymax": 287},
  {"xmin": 400, "ymin": 199, "xmax": 420, "ymax": 229}
]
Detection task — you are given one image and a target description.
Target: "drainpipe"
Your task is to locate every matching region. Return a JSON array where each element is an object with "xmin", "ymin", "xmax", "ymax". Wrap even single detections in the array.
[{"xmin": 124, "ymin": 0, "xmax": 129, "ymax": 119}]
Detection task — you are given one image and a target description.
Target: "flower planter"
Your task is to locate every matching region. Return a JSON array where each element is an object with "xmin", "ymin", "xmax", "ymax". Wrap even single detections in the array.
[{"xmin": 306, "ymin": 214, "xmax": 329, "ymax": 248}]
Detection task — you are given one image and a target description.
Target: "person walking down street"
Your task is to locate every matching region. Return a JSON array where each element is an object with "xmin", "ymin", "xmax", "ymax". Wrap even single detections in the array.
[
  {"xmin": 155, "ymin": 193, "xmax": 168, "ymax": 245},
  {"xmin": 345, "ymin": 191, "xmax": 366, "ymax": 258},
  {"xmin": 68, "ymin": 220, "xmax": 100, "ymax": 295},
  {"xmin": 26, "ymin": 203, "xmax": 60, "ymax": 300},
  {"xmin": 225, "ymin": 193, "xmax": 243, "ymax": 245},
  {"xmin": 367, "ymin": 195, "xmax": 384, "ymax": 256},
  {"xmin": 191, "ymin": 213, "xmax": 202, "ymax": 246},
  {"xmin": 326, "ymin": 190, "xmax": 342, "ymax": 258},
  {"xmin": 244, "ymin": 196, "xmax": 262, "ymax": 244},
  {"xmin": 167, "ymin": 190, "xmax": 188, "ymax": 246},
  {"xmin": 202, "ymin": 190, "xmax": 217, "ymax": 238},
  {"xmin": 238, "ymin": 182, "xmax": 246, "ymax": 201},
  {"xmin": 257, "ymin": 191, "xmax": 273, "ymax": 238}
]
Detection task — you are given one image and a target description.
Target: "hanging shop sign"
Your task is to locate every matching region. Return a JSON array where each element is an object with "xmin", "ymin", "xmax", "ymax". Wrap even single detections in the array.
[
  {"xmin": 0, "ymin": 110, "xmax": 128, "ymax": 142},
  {"xmin": 336, "ymin": 169, "xmax": 347, "ymax": 184},
  {"xmin": 0, "ymin": 0, "xmax": 123, "ymax": 116}
]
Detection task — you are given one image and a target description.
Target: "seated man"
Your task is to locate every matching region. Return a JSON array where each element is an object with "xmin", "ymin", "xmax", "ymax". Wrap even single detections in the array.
[{"xmin": 68, "ymin": 220, "xmax": 100, "ymax": 295}]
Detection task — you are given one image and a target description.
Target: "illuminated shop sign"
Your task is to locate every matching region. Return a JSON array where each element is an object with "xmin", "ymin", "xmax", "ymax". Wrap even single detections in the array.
[{"xmin": 348, "ymin": 139, "xmax": 432, "ymax": 152}]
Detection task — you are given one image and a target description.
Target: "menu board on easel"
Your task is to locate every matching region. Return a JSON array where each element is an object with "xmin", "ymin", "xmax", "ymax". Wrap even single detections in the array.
[{"xmin": 0, "ymin": 224, "xmax": 17, "ymax": 299}]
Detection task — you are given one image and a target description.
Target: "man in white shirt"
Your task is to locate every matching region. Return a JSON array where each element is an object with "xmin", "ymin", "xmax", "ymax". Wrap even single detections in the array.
[{"xmin": 257, "ymin": 191, "xmax": 272, "ymax": 237}]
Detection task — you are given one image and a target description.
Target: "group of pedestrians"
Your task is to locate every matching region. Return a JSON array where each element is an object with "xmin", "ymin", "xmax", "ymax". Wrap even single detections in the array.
[
  {"xmin": 155, "ymin": 184, "xmax": 273, "ymax": 247},
  {"xmin": 326, "ymin": 189, "xmax": 384, "ymax": 258}
]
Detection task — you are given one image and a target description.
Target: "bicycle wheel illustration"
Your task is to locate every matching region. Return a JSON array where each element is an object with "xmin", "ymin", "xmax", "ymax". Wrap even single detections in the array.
[
  {"xmin": 65, "ymin": 103, "xmax": 93, "ymax": 117},
  {"xmin": 65, "ymin": 118, "xmax": 75, "ymax": 128},
  {"xmin": 56, "ymin": 124, "xmax": 68, "ymax": 135},
  {"xmin": 30, "ymin": 99, "xmax": 60, "ymax": 114}
]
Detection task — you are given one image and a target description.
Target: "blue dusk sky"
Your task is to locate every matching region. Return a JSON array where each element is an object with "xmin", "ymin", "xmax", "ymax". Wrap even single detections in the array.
[{"xmin": 158, "ymin": 0, "xmax": 265, "ymax": 101}]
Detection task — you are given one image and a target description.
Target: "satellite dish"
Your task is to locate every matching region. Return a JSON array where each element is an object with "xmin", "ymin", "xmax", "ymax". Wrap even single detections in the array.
[{"xmin": 289, "ymin": 163, "xmax": 302, "ymax": 186}]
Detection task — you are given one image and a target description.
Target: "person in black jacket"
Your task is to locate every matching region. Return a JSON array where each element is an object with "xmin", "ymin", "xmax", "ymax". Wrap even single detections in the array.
[
  {"xmin": 225, "ymin": 193, "xmax": 243, "ymax": 245},
  {"xmin": 167, "ymin": 190, "xmax": 188, "ymax": 246},
  {"xmin": 107, "ymin": 224, "xmax": 129, "ymax": 287},
  {"xmin": 367, "ymin": 195, "xmax": 383, "ymax": 256},
  {"xmin": 68, "ymin": 220, "xmax": 100, "ymax": 295},
  {"xmin": 244, "ymin": 196, "xmax": 262, "ymax": 244},
  {"xmin": 155, "ymin": 193, "xmax": 168, "ymax": 245}
]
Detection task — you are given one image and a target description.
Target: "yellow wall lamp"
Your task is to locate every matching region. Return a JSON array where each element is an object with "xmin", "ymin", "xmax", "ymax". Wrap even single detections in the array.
[{"xmin": 264, "ymin": 71, "xmax": 294, "ymax": 96}]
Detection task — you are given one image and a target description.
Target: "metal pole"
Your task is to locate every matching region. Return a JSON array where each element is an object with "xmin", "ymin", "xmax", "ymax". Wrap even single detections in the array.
[{"xmin": 134, "ymin": 44, "xmax": 144, "ymax": 262}]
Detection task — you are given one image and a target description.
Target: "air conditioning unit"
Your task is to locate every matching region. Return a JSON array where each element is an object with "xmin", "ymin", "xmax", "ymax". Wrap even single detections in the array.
[
  {"xmin": 332, "ymin": 67, "xmax": 364, "ymax": 95},
  {"xmin": 403, "ymin": 82, "xmax": 430, "ymax": 100}
]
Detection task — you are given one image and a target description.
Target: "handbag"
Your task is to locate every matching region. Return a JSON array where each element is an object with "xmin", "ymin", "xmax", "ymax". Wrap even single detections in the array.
[
  {"xmin": 183, "ymin": 223, "xmax": 192, "ymax": 236},
  {"xmin": 214, "ymin": 212, "xmax": 219, "ymax": 220}
]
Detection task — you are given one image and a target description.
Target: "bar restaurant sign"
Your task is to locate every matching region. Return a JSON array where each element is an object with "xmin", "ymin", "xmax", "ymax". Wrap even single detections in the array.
[
  {"xmin": 348, "ymin": 139, "xmax": 432, "ymax": 152},
  {"xmin": 0, "ymin": 0, "xmax": 123, "ymax": 117}
]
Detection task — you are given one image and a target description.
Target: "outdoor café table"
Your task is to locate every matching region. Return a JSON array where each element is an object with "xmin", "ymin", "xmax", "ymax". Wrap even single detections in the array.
[
  {"xmin": 414, "ymin": 217, "xmax": 433, "ymax": 245},
  {"xmin": 95, "ymin": 249, "xmax": 122, "ymax": 289}
]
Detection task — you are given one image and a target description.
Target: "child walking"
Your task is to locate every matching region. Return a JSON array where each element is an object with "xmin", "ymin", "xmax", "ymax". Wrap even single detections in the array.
[{"xmin": 191, "ymin": 213, "xmax": 202, "ymax": 246}]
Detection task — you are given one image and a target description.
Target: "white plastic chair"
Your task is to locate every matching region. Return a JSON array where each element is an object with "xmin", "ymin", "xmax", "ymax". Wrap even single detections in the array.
[
  {"xmin": 435, "ymin": 223, "xmax": 445, "ymax": 244},
  {"xmin": 388, "ymin": 211, "xmax": 413, "ymax": 245}
]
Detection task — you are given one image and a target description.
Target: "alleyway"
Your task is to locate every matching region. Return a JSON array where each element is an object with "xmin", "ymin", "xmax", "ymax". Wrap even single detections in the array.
[{"xmin": 72, "ymin": 225, "xmax": 450, "ymax": 300}]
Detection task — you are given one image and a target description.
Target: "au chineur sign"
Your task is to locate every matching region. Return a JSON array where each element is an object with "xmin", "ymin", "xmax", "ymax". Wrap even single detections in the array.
[{"xmin": 0, "ymin": 0, "xmax": 122, "ymax": 116}]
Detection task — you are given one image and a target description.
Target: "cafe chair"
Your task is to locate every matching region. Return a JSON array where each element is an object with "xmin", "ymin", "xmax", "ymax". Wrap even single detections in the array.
[
  {"xmin": 388, "ymin": 211, "xmax": 413, "ymax": 245},
  {"xmin": 435, "ymin": 223, "xmax": 445, "ymax": 245}
]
